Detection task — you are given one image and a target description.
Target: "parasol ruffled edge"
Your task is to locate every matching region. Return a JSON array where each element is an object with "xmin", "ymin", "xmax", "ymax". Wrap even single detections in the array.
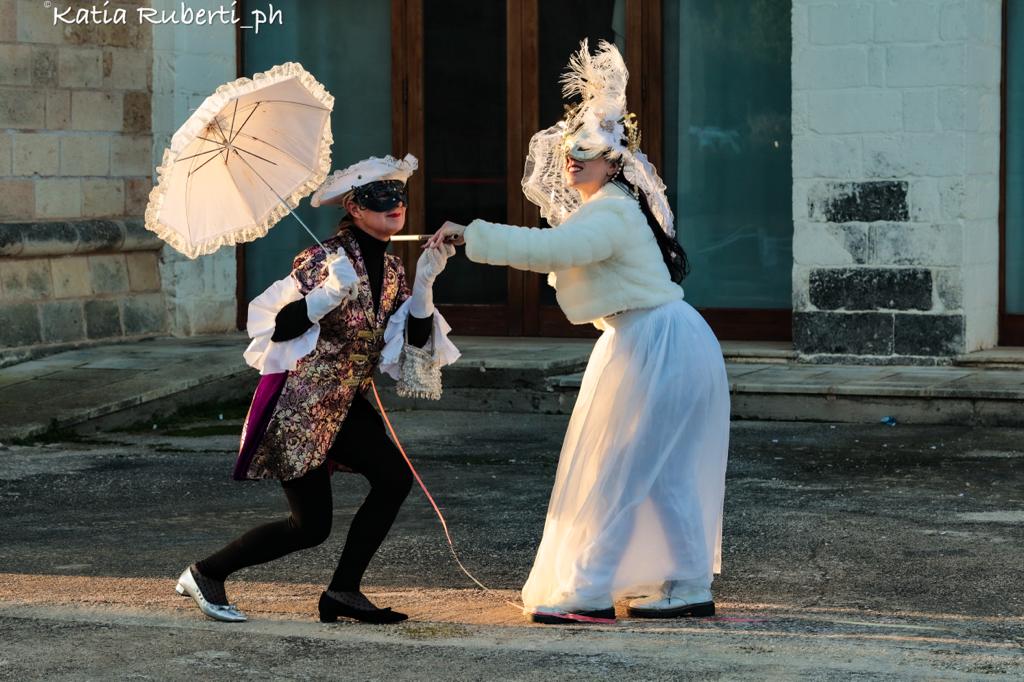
[{"xmin": 144, "ymin": 61, "xmax": 335, "ymax": 260}]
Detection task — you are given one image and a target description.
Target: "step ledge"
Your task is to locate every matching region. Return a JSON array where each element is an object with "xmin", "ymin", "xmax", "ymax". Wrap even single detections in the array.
[
  {"xmin": 955, "ymin": 347, "xmax": 1024, "ymax": 368},
  {"xmin": 1, "ymin": 366, "xmax": 250, "ymax": 441},
  {"xmin": 730, "ymin": 382, "xmax": 1024, "ymax": 400}
]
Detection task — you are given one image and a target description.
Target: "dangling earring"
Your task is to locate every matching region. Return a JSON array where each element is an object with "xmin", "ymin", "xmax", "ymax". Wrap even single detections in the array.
[{"xmin": 620, "ymin": 164, "xmax": 639, "ymax": 198}]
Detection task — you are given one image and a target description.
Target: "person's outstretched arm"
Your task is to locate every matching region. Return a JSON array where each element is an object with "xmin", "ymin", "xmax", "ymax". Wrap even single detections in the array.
[
  {"xmin": 463, "ymin": 208, "xmax": 627, "ymax": 273},
  {"xmin": 426, "ymin": 204, "xmax": 630, "ymax": 274}
]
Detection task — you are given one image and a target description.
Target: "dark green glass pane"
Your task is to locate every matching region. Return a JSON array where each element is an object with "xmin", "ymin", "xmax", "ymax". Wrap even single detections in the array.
[
  {"xmin": 242, "ymin": 0, "xmax": 391, "ymax": 301},
  {"xmin": 664, "ymin": 0, "xmax": 793, "ymax": 309},
  {"xmin": 423, "ymin": 0, "xmax": 508, "ymax": 305}
]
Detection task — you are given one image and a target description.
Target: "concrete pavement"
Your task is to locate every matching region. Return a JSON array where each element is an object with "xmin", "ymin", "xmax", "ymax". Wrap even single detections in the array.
[
  {"xmin": 0, "ymin": 411, "xmax": 1022, "ymax": 678},
  {"xmin": 1, "ymin": 602, "xmax": 1020, "ymax": 680}
]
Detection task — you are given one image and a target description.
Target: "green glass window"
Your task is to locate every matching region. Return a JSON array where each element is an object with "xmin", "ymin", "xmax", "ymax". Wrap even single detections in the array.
[
  {"xmin": 663, "ymin": 1, "xmax": 793, "ymax": 309},
  {"xmin": 242, "ymin": 0, "xmax": 392, "ymax": 301}
]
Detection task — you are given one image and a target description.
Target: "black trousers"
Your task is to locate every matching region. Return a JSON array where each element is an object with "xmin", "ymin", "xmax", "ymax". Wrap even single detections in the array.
[{"xmin": 197, "ymin": 394, "xmax": 414, "ymax": 592}]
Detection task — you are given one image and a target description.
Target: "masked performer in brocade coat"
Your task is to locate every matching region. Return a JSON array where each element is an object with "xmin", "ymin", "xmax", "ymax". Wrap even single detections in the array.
[{"xmin": 176, "ymin": 154, "xmax": 458, "ymax": 625}]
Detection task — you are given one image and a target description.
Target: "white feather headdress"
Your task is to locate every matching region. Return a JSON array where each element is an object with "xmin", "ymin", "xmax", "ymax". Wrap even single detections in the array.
[
  {"xmin": 521, "ymin": 40, "xmax": 675, "ymax": 237},
  {"xmin": 560, "ymin": 39, "xmax": 632, "ymax": 157}
]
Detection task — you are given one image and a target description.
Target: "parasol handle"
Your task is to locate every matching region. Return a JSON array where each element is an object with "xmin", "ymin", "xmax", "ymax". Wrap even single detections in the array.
[
  {"xmin": 233, "ymin": 152, "xmax": 328, "ymax": 253},
  {"xmin": 280, "ymin": 201, "xmax": 326, "ymax": 252}
]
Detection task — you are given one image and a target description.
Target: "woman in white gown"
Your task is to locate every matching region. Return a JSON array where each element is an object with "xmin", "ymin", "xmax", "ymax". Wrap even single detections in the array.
[{"xmin": 428, "ymin": 41, "xmax": 730, "ymax": 625}]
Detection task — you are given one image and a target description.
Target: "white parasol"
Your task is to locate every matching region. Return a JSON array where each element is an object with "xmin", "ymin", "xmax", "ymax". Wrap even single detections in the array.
[{"xmin": 145, "ymin": 62, "xmax": 334, "ymax": 259}]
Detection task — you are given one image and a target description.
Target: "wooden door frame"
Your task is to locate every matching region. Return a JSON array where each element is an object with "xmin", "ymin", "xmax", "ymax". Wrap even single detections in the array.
[
  {"xmin": 391, "ymin": 0, "xmax": 423, "ymax": 284},
  {"xmin": 391, "ymin": 0, "xmax": 660, "ymax": 338},
  {"xmin": 392, "ymin": 0, "xmax": 521, "ymax": 335},
  {"xmin": 390, "ymin": 0, "xmax": 793, "ymax": 341},
  {"xmin": 999, "ymin": 0, "xmax": 1024, "ymax": 345},
  {"xmin": 506, "ymin": 0, "xmax": 534, "ymax": 336}
]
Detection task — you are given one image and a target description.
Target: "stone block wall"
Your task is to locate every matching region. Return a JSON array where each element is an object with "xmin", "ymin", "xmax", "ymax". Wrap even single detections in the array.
[
  {"xmin": 0, "ymin": 1, "xmax": 166, "ymax": 363},
  {"xmin": 1, "ymin": 2, "xmax": 242, "ymax": 364},
  {"xmin": 792, "ymin": 0, "xmax": 1003, "ymax": 362},
  {"xmin": 0, "ymin": 220, "xmax": 165, "ymax": 364},
  {"xmin": 0, "ymin": 0, "xmax": 154, "ymax": 222}
]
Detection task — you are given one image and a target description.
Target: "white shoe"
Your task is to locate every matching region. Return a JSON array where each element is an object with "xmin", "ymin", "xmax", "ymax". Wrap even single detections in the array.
[
  {"xmin": 627, "ymin": 582, "xmax": 715, "ymax": 618},
  {"xmin": 175, "ymin": 566, "xmax": 248, "ymax": 623}
]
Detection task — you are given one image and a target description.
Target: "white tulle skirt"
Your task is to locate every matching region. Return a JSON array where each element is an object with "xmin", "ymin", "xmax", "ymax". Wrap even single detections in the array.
[{"xmin": 521, "ymin": 299, "xmax": 731, "ymax": 610}]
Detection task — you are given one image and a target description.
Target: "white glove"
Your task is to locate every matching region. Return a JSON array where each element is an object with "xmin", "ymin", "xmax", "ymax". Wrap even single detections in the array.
[
  {"xmin": 409, "ymin": 243, "xmax": 455, "ymax": 318},
  {"xmin": 305, "ymin": 251, "xmax": 359, "ymax": 322}
]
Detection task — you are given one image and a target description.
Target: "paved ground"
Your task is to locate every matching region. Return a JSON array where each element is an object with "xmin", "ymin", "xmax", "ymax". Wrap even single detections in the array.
[{"xmin": 1, "ymin": 409, "xmax": 1022, "ymax": 679}]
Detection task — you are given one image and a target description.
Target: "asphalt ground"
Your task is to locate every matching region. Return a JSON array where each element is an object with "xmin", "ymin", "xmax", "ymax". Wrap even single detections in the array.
[{"xmin": 0, "ymin": 410, "xmax": 1022, "ymax": 680}]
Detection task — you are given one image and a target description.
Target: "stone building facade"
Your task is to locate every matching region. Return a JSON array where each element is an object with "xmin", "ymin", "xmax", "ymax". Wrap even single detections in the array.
[
  {"xmin": 0, "ymin": 1, "xmax": 1013, "ymax": 367},
  {"xmin": 0, "ymin": 0, "xmax": 236, "ymax": 366},
  {"xmin": 792, "ymin": 0, "xmax": 1004, "ymax": 362}
]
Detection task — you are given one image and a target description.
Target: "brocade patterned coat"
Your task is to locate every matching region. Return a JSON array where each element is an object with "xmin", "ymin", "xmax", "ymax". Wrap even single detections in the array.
[{"xmin": 242, "ymin": 227, "xmax": 410, "ymax": 481}]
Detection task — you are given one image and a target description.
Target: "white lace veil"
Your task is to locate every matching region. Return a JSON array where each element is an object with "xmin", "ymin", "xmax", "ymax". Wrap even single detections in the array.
[{"xmin": 520, "ymin": 39, "xmax": 676, "ymax": 238}]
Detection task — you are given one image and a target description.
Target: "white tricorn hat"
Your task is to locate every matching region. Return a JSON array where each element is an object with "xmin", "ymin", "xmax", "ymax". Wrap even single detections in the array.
[{"xmin": 310, "ymin": 153, "xmax": 418, "ymax": 207}]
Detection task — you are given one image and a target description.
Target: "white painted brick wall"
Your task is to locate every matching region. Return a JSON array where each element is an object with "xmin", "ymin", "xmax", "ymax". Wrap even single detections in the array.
[
  {"xmin": 807, "ymin": 90, "xmax": 903, "ymax": 133},
  {"xmin": 886, "ymin": 44, "xmax": 965, "ymax": 86},
  {"xmin": 808, "ymin": 3, "xmax": 873, "ymax": 45},
  {"xmin": 794, "ymin": 46, "xmax": 869, "ymax": 88},
  {"xmin": 874, "ymin": 2, "xmax": 941, "ymax": 44},
  {"xmin": 151, "ymin": 0, "xmax": 237, "ymax": 336},
  {"xmin": 792, "ymin": 0, "xmax": 1003, "ymax": 356},
  {"xmin": 792, "ymin": 136, "xmax": 863, "ymax": 178}
]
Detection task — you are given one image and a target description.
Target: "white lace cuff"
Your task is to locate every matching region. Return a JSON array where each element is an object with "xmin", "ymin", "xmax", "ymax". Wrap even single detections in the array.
[
  {"xmin": 242, "ymin": 275, "xmax": 321, "ymax": 375},
  {"xmin": 379, "ymin": 298, "xmax": 460, "ymax": 382}
]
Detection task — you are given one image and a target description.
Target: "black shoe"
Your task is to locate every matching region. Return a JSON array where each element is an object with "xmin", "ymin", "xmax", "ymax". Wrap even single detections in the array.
[
  {"xmin": 318, "ymin": 591, "xmax": 408, "ymax": 624},
  {"xmin": 528, "ymin": 606, "xmax": 616, "ymax": 625}
]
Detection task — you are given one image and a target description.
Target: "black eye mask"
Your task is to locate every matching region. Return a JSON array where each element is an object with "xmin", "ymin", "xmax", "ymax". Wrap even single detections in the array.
[{"xmin": 353, "ymin": 179, "xmax": 409, "ymax": 212}]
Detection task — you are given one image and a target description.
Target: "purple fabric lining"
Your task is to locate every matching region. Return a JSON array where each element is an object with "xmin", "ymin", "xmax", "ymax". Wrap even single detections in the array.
[{"xmin": 232, "ymin": 372, "xmax": 288, "ymax": 481}]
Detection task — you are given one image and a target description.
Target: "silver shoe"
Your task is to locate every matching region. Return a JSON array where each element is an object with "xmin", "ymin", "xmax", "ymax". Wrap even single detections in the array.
[{"xmin": 175, "ymin": 566, "xmax": 248, "ymax": 623}]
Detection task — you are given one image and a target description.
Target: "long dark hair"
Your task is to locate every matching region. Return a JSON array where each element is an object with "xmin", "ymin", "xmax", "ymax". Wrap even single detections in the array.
[{"xmin": 611, "ymin": 167, "xmax": 690, "ymax": 284}]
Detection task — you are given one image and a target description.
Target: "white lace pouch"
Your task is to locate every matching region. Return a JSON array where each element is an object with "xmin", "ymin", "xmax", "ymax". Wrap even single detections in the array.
[{"xmin": 396, "ymin": 343, "xmax": 442, "ymax": 400}]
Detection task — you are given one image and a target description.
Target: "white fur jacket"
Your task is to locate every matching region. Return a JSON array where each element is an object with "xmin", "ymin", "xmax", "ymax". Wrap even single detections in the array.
[{"xmin": 464, "ymin": 183, "xmax": 682, "ymax": 325}]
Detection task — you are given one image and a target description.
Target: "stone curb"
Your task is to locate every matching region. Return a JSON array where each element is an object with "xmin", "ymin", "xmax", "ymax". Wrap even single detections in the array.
[
  {"xmin": 0, "ymin": 366, "xmax": 251, "ymax": 441},
  {"xmin": 6, "ymin": 336, "xmax": 1024, "ymax": 439},
  {"xmin": 729, "ymin": 381, "xmax": 1024, "ymax": 400}
]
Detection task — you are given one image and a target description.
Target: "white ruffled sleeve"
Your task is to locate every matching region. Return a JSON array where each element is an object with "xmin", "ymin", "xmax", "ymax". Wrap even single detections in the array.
[
  {"xmin": 242, "ymin": 275, "xmax": 321, "ymax": 375},
  {"xmin": 379, "ymin": 299, "xmax": 460, "ymax": 381}
]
